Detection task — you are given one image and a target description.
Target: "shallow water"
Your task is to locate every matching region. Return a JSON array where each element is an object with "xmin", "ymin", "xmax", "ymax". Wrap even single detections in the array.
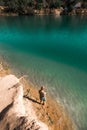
[{"xmin": 0, "ymin": 15, "xmax": 87, "ymax": 130}]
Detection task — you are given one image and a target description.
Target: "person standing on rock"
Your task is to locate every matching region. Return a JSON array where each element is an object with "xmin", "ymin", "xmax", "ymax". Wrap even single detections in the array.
[{"xmin": 39, "ymin": 86, "xmax": 46, "ymax": 105}]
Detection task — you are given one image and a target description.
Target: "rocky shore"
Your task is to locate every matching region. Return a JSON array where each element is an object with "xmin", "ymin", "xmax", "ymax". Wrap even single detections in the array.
[
  {"xmin": 0, "ymin": 61, "xmax": 76, "ymax": 130},
  {"xmin": 0, "ymin": 6, "xmax": 61, "ymax": 16},
  {"xmin": 1, "ymin": 5, "xmax": 87, "ymax": 16},
  {"xmin": 0, "ymin": 65, "xmax": 48, "ymax": 130}
]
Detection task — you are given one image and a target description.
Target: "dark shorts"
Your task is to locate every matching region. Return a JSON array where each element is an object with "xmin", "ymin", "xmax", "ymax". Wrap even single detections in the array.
[{"xmin": 40, "ymin": 97, "xmax": 46, "ymax": 101}]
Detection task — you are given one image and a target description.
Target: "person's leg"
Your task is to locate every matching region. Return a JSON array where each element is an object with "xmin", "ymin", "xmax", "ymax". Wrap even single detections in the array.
[
  {"xmin": 42, "ymin": 101, "xmax": 45, "ymax": 105},
  {"xmin": 40, "ymin": 97, "xmax": 43, "ymax": 104},
  {"xmin": 42, "ymin": 98, "xmax": 46, "ymax": 105},
  {"xmin": 40, "ymin": 100, "xmax": 42, "ymax": 104}
]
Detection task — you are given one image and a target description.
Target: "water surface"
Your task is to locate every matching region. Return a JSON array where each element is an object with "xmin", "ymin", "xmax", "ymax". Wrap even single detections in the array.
[{"xmin": 0, "ymin": 15, "xmax": 87, "ymax": 130}]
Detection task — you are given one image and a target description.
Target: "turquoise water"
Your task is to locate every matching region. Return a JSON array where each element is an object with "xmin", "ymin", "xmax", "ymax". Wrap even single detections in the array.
[{"xmin": 0, "ymin": 16, "xmax": 87, "ymax": 130}]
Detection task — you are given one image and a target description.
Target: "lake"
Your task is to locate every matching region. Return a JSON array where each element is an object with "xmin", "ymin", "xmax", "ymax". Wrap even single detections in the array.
[{"xmin": 0, "ymin": 15, "xmax": 87, "ymax": 130}]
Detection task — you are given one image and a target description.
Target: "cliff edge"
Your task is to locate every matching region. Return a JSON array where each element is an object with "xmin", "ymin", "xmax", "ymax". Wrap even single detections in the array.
[{"xmin": 0, "ymin": 74, "xmax": 48, "ymax": 130}]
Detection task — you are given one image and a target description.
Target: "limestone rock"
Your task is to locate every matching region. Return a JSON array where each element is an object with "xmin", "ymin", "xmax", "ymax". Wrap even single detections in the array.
[{"xmin": 0, "ymin": 75, "xmax": 48, "ymax": 130}]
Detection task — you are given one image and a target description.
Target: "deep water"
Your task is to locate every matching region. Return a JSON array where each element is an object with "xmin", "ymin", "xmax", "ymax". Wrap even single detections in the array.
[{"xmin": 0, "ymin": 15, "xmax": 87, "ymax": 130}]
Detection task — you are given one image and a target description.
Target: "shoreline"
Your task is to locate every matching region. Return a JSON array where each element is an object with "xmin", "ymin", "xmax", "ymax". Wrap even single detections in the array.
[
  {"xmin": 1, "ymin": 7, "xmax": 87, "ymax": 16},
  {"xmin": 0, "ymin": 58, "xmax": 76, "ymax": 130}
]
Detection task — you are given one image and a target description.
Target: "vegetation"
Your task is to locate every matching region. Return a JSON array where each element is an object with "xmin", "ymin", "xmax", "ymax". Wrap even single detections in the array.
[{"xmin": 0, "ymin": 0, "xmax": 87, "ymax": 15}]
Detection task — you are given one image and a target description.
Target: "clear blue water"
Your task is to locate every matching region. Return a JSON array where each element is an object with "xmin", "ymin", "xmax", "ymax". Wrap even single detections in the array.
[{"xmin": 0, "ymin": 15, "xmax": 87, "ymax": 130}]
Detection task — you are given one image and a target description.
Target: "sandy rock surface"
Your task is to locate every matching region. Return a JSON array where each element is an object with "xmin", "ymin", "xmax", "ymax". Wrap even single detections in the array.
[{"xmin": 0, "ymin": 75, "xmax": 48, "ymax": 130}]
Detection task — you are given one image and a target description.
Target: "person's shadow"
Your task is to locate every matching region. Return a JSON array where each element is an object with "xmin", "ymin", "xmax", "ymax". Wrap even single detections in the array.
[{"xmin": 23, "ymin": 95, "xmax": 40, "ymax": 105}]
